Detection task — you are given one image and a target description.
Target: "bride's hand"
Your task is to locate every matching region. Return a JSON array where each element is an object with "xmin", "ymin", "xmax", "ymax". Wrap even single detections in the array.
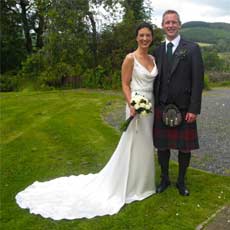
[{"xmin": 130, "ymin": 106, "xmax": 136, "ymax": 117}]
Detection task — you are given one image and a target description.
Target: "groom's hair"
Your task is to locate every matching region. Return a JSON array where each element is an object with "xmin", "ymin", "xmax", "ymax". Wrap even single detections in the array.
[{"xmin": 162, "ymin": 10, "xmax": 181, "ymax": 25}]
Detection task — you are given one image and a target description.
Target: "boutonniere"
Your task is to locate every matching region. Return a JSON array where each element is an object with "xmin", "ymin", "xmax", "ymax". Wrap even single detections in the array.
[{"xmin": 175, "ymin": 48, "xmax": 187, "ymax": 59}]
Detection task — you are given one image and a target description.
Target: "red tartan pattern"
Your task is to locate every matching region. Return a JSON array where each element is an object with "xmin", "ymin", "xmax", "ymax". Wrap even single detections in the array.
[{"xmin": 153, "ymin": 106, "xmax": 199, "ymax": 151}]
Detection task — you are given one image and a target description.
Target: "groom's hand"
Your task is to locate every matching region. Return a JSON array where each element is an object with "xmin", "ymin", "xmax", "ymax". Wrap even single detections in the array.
[{"xmin": 185, "ymin": 112, "xmax": 197, "ymax": 123}]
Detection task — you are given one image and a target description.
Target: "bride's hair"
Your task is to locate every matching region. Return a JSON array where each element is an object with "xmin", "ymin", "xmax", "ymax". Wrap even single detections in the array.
[{"xmin": 135, "ymin": 22, "xmax": 154, "ymax": 37}]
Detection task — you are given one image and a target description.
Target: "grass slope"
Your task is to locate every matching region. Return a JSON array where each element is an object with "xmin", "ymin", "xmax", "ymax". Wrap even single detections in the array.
[
  {"xmin": 1, "ymin": 90, "xmax": 230, "ymax": 230},
  {"xmin": 180, "ymin": 27, "xmax": 230, "ymax": 44}
]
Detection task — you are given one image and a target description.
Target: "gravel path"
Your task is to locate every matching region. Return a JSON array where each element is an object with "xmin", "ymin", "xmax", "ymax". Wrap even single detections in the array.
[
  {"xmin": 186, "ymin": 88, "xmax": 230, "ymax": 176},
  {"xmin": 104, "ymin": 88, "xmax": 230, "ymax": 176}
]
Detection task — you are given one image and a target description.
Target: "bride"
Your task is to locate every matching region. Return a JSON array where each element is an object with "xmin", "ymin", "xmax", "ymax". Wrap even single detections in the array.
[{"xmin": 15, "ymin": 22, "xmax": 158, "ymax": 220}]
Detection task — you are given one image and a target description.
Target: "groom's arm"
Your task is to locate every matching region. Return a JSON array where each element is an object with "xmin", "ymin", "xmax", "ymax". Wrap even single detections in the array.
[{"xmin": 188, "ymin": 43, "xmax": 204, "ymax": 115}]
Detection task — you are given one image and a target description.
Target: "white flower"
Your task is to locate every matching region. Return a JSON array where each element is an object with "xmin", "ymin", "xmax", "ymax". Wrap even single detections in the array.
[
  {"xmin": 141, "ymin": 110, "xmax": 147, "ymax": 116},
  {"xmin": 134, "ymin": 104, "xmax": 140, "ymax": 110},
  {"xmin": 145, "ymin": 104, "xmax": 151, "ymax": 110},
  {"xmin": 140, "ymin": 102, "xmax": 146, "ymax": 108},
  {"xmin": 130, "ymin": 93, "xmax": 152, "ymax": 115},
  {"xmin": 134, "ymin": 95, "xmax": 143, "ymax": 101},
  {"xmin": 122, "ymin": 93, "xmax": 152, "ymax": 132},
  {"xmin": 197, "ymin": 204, "xmax": 200, "ymax": 208},
  {"xmin": 176, "ymin": 213, "xmax": 179, "ymax": 216}
]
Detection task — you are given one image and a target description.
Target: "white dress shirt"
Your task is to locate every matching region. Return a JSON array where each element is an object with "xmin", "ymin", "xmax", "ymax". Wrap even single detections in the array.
[{"xmin": 165, "ymin": 35, "xmax": 181, "ymax": 54}]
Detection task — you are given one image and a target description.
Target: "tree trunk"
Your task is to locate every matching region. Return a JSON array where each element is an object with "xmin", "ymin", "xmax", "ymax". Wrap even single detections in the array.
[
  {"xmin": 87, "ymin": 11, "xmax": 98, "ymax": 68},
  {"xmin": 20, "ymin": 0, "xmax": 33, "ymax": 54},
  {"xmin": 35, "ymin": 12, "xmax": 44, "ymax": 49}
]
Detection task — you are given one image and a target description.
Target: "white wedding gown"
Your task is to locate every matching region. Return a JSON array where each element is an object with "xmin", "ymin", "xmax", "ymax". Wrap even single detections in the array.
[{"xmin": 16, "ymin": 55, "xmax": 158, "ymax": 220}]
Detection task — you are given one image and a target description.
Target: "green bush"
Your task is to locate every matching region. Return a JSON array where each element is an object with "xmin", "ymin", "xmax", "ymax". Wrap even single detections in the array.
[
  {"xmin": 82, "ymin": 66, "xmax": 122, "ymax": 90},
  {"xmin": 94, "ymin": 65, "xmax": 107, "ymax": 88},
  {"xmin": 0, "ymin": 72, "xmax": 19, "ymax": 92},
  {"xmin": 19, "ymin": 51, "xmax": 45, "ymax": 80},
  {"xmin": 19, "ymin": 55, "xmax": 83, "ymax": 90},
  {"xmin": 18, "ymin": 51, "xmax": 121, "ymax": 90},
  {"xmin": 39, "ymin": 62, "xmax": 72, "ymax": 88},
  {"xmin": 210, "ymin": 81, "xmax": 230, "ymax": 87},
  {"xmin": 81, "ymin": 68, "xmax": 94, "ymax": 88},
  {"xmin": 38, "ymin": 62, "xmax": 74, "ymax": 88},
  {"xmin": 81, "ymin": 66, "xmax": 110, "ymax": 89},
  {"xmin": 204, "ymin": 74, "xmax": 211, "ymax": 90},
  {"xmin": 111, "ymin": 71, "xmax": 121, "ymax": 89}
]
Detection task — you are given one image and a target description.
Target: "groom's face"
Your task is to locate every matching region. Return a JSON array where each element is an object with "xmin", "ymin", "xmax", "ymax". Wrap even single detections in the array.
[{"xmin": 162, "ymin": 13, "xmax": 181, "ymax": 41}]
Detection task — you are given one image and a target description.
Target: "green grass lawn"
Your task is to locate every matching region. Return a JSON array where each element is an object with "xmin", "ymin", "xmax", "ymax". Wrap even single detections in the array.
[
  {"xmin": 1, "ymin": 89, "xmax": 230, "ymax": 230},
  {"xmin": 197, "ymin": 42, "xmax": 213, "ymax": 47},
  {"xmin": 218, "ymin": 52, "xmax": 230, "ymax": 59}
]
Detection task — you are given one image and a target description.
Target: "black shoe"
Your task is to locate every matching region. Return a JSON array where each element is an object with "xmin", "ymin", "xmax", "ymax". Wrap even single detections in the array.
[
  {"xmin": 156, "ymin": 180, "xmax": 171, "ymax": 193},
  {"xmin": 176, "ymin": 182, "xmax": 190, "ymax": 196}
]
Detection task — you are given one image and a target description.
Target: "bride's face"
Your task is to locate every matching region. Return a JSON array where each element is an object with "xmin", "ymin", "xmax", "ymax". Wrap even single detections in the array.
[{"xmin": 136, "ymin": 27, "xmax": 153, "ymax": 48}]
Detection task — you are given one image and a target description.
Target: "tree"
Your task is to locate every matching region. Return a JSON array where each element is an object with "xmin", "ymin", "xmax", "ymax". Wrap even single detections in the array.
[
  {"xmin": 86, "ymin": 0, "xmax": 123, "ymax": 70},
  {"xmin": 97, "ymin": 0, "xmax": 160, "ymax": 72},
  {"xmin": 0, "ymin": 0, "xmax": 27, "ymax": 73},
  {"xmin": 2, "ymin": 0, "xmax": 163, "ymax": 90},
  {"xmin": 18, "ymin": 0, "xmax": 33, "ymax": 54},
  {"xmin": 30, "ymin": 0, "xmax": 51, "ymax": 49},
  {"xmin": 122, "ymin": 0, "xmax": 151, "ymax": 21},
  {"xmin": 202, "ymin": 47, "xmax": 223, "ymax": 71}
]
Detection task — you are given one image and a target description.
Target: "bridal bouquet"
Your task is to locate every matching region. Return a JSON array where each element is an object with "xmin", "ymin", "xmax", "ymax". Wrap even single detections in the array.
[{"xmin": 120, "ymin": 93, "xmax": 152, "ymax": 132}]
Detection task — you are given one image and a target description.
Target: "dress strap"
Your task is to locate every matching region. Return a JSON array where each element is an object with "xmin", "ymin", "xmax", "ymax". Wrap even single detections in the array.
[
  {"xmin": 132, "ymin": 53, "xmax": 137, "ymax": 61},
  {"xmin": 148, "ymin": 55, "xmax": 156, "ymax": 66},
  {"xmin": 148, "ymin": 54, "xmax": 155, "ymax": 61}
]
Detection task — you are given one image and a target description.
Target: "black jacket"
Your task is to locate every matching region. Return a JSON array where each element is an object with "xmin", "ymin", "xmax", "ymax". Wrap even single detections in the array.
[{"xmin": 153, "ymin": 38, "xmax": 204, "ymax": 114}]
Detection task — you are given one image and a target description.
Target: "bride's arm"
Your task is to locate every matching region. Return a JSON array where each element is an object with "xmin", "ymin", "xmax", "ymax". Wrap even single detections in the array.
[{"xmin": 121, "ymin": 53, "xmax": 136, "ymax": 117}]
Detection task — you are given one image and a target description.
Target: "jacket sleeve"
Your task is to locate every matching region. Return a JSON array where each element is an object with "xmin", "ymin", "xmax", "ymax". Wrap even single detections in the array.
[
  {"xmin": 188, "ymin": 44, "xmax": 204, "ymax": 114},
  {"xmin": 152, "ymin": 47, "xmax": 160, "ymax": 106}
]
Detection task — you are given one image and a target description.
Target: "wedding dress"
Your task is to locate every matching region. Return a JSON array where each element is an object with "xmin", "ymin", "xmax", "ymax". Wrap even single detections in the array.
[{"xmin": 15, "ymin": 55, "xmax": 158, "ymax": 220}]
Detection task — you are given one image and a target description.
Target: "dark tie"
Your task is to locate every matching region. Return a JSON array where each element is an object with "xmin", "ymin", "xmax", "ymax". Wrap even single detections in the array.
[{"xmin": 167, "ymin": 42, "xmax": 173, "ymax": 63}]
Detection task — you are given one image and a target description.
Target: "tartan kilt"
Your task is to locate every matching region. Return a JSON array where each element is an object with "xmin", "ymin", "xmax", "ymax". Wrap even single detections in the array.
[{"xmin": 153, "ymin": 106, "xmax": 199, "ymax": 151}]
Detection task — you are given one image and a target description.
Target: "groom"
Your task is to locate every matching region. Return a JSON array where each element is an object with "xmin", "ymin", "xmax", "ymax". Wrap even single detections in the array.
[{"xmin": 153, "ymin": 10, "xmax": 204, "ymax": 196}]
